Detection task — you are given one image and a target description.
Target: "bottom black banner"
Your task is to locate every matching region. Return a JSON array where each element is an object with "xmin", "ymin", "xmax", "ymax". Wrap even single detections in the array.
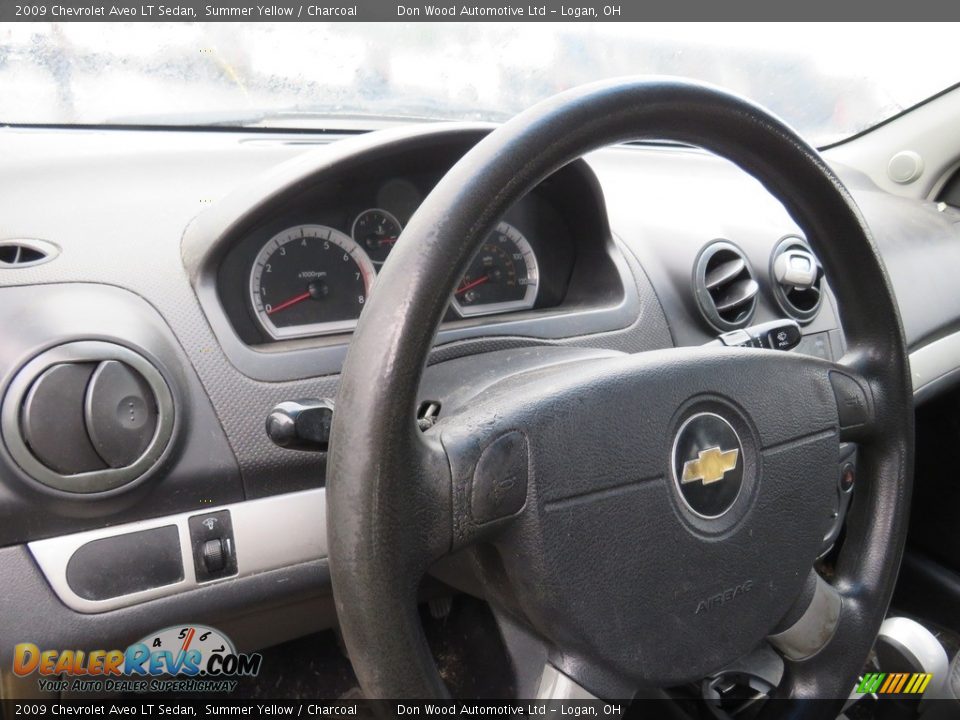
[{"xmin": 0, "ymin": 698, "xmax": 946, "ymax": 719}]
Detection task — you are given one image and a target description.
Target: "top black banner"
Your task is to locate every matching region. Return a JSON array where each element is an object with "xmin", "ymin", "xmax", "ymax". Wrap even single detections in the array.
[{"xmin": 1, "ymin": 0, "xmax": 957, "ymax": 22}]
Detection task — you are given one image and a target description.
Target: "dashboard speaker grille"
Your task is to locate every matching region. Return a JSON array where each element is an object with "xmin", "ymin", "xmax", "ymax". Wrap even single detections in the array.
[{"xmin": 693, "ymin": 240, "xmax": 758, "ymax": 331}]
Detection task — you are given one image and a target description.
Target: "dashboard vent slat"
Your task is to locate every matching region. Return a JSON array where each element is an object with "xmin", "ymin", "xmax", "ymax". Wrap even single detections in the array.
[
  {"xmin": 693, "ymin": 241, "xmax": 758, "ymax": 331},
  {"xmin": 0, "ymin": 239, "xmax": 59, "ymax": 268},
  {"xmin": 0, "ymin": 246, "xmax": 21, "ymax": 264},
  {"xmin": 713, "ymin": 278, "xmax": 759, "ymax": 313},
  {"xmin": 704, "ymin": 257, "xmax": 747, "ymax": 290}
]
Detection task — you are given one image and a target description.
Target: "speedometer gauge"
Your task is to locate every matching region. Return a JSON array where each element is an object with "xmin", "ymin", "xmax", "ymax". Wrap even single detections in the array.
[
  {"xmin": 249, "ymin": 224, "xmax": 376, "ymax": 340},
  {"xmin": 452, "ymin": 222, "xmax": 539, "ymax": 317}
]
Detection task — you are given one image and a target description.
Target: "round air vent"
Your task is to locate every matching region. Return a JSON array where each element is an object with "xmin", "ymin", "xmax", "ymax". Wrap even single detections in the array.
[
  {"xmin": 0, "ymin": 341, "xmax": 174, "ymax": 493},
  {"xmin": 770, "ymin": 236, "xmax": 823, "ymax": 324},
  {"xmin": 693, "ymin": 240, "xmax": 759, "ymax": 331}
]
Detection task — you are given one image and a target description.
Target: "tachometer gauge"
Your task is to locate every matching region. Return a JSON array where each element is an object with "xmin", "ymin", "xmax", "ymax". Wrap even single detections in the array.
[
  {"xmin": 351, "ymin": 208, "xmax": 403, "ymax": 264},
  {"xmin": 249, "ymin": 224, "xmax": 376, "ymax": 340},
  {"xmin": 452, "ymin": 222, "xmax": 539, "ymax": 317}
]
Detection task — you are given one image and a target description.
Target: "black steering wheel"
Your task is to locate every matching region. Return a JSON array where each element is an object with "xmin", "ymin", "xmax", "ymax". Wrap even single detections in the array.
[{"xmin": 326, "ymin": 79, "xmax": 913, "ymax": 710}]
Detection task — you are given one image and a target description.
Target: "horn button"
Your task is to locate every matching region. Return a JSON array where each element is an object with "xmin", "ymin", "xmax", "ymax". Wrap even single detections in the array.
[{"xmin": 455, "ymin": 350, "xmax": 840, "ymax": 686}]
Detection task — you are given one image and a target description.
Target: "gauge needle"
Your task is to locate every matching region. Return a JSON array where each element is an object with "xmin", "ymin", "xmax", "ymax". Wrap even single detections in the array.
[
  {"xmin": 378, "ymin": 236, "xmax": 398, "ymax": 247},
  {"xmin": 267, "ymin": 290, "xmax": 312, "ymax": 315},
  {"xmin": 456, "ymin": 275, "xmax": 490, "ymax": 295}
]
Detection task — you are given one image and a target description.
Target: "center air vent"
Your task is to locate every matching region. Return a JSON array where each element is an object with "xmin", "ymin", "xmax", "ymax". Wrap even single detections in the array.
[
  {"xmin": 693, "ymin": 240, "xmax": 759, "ymax": 331},
  {"xmin": 770, "ymin": 236, "xmax": 823, "ymax": 323}
]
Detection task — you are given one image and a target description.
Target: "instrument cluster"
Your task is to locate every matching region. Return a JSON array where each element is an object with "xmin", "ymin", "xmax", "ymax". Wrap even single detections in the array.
[
  {"xmin": 250, "ymin": 213, "xmax": 540, "ymax": 341},
  {"xmin": 209, "ymin": 128, "xmax": 635, "ymax": 351},
  {"xmin": 221, "ymin": 162, "xmax": 580, "ymax": 345}
]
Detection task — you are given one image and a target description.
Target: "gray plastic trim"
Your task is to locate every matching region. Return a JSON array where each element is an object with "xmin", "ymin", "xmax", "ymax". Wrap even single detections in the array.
[
  {"xmin": 28, "ymin": 488, "xmax": 326, "ymax": 614},
  {"xmin": 536, "ymin": 665, "xmax": 599, "ymax": 700},
  {"xmin": 1, "ymin": 341, "xmax": 174, "ymax": 493},
  {"xmin": 909, "ymin": 330, "xmax": 960, "ymax": 395}
]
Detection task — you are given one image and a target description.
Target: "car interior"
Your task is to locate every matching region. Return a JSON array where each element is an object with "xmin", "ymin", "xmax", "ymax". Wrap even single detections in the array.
[{"xmin": 1, "ymin": 22, "xmax": 960, "ymax": 720}]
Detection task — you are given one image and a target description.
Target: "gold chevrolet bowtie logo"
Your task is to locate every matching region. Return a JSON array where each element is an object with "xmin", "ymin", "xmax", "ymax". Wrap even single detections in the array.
[{"xmin": 681, "ymin": 446, "xmax": 740, "ymax": 485}]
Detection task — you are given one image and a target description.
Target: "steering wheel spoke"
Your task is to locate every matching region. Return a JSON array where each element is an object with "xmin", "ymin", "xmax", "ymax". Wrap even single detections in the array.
[
  {"xmin": 763, "ymin": 582, "xmax": 869, "ymax": 705},
  {"xmin": 767, "ymin": 572, "xmax": 843, "ymax": 663}
]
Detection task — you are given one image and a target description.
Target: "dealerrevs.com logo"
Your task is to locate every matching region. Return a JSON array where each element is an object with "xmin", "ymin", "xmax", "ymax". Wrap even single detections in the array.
[{"xmin": 13, "ymin": 625, "xmax": 262, "ymax": 694}]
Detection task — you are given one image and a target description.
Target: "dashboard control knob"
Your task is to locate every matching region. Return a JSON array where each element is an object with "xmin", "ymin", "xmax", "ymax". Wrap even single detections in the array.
[
  {"xmin": 189, "ymin": 510, "xmax": 237, "ymax": 582},
  {"xmin": 201, "ymin": 538, "xmax": 226, "ymax": 573},
  {"xmin": 773, "ymin": 248, "xmax": 820, "ymax": 289},
  {"xmin": 265, "ymin": 398, "xmax": 334, "ymax": 452}
]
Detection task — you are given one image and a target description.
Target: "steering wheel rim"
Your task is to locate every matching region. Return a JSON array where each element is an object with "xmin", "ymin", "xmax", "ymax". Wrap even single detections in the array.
[{"xmin": 326, "ymin": 78, "xmax": 913, "ymax": 706}]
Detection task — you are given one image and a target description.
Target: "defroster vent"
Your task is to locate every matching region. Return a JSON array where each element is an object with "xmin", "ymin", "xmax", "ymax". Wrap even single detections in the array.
[{"xmin": 0, "ymin": 239, "xmax": 59, "ymax": 268}]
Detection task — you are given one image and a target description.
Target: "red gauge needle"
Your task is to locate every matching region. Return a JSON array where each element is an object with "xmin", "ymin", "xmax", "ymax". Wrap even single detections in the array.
[
  {"xmin": 456, "ymin": 275, "xmax": 489, "ymax": 295},
  {"xmin": 180, "ymin": 627, "xmax": 196, "ymax": 653},
  {"xmin": 267, "ymin": 291, "xmax": 311, "ymax": 315},
  {"xmin": 378, "ymin": 236, "xmax": 398, "ymax": 247}
]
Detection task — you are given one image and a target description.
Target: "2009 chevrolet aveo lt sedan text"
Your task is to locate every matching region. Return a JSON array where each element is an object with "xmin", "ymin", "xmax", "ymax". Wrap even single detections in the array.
[{"xmin": 1, "ymin": 22, "xmax": 959, "ymax": 718}]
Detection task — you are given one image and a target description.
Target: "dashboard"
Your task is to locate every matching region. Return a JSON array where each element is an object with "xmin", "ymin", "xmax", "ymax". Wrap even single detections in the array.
[{"xmin": 2, "ymin": 120, "xmax": 960, "ymax": 663}]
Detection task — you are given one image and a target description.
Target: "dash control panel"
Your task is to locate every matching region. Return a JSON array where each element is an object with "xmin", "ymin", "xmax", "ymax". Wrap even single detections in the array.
[{"xmin": 188, "ymin": 510, "xmax": 238, "ymax": 582}]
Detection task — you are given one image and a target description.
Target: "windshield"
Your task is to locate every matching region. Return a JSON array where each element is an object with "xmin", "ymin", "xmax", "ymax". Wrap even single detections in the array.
[{"xmin": 2, "ymin": 22, "xmax": 957, "ymax": 145}]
